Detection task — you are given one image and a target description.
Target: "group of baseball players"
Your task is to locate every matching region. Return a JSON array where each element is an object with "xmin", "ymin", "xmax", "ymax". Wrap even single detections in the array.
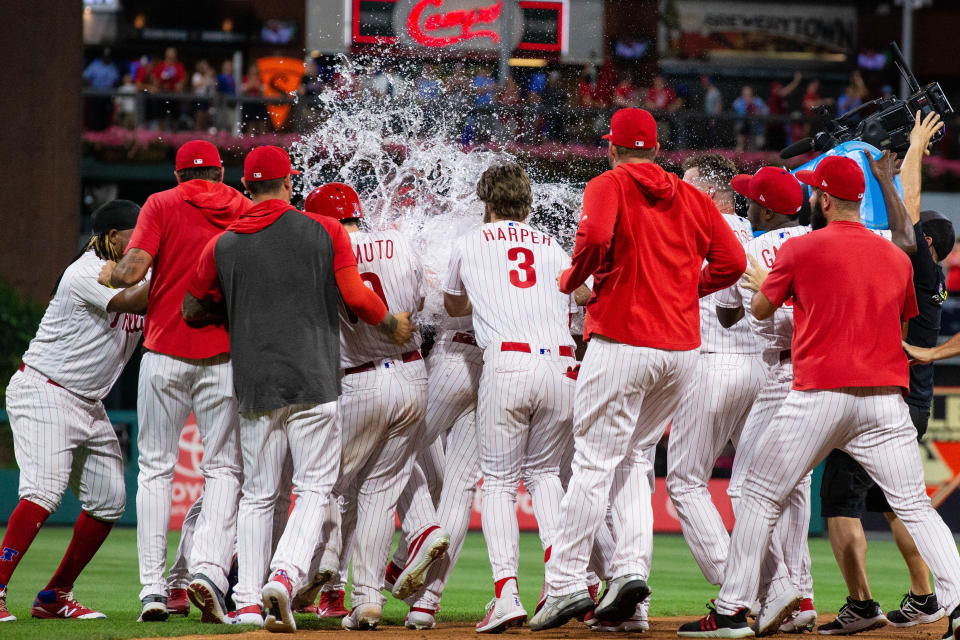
[{"xmin": 2, "ymin": 103, "xmax": 960, "ymax": 640}]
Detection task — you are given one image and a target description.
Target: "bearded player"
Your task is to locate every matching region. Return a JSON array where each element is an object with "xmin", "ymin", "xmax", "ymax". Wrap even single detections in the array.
[{"xmin": 0, "ymin": 201, "xmax": 148, "ymax": 622}]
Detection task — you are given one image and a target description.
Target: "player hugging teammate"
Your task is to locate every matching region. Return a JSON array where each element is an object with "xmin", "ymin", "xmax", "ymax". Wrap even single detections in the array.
[{"xmin": 4, "ymin": 108, "xmax": 960, "ymax": 640}]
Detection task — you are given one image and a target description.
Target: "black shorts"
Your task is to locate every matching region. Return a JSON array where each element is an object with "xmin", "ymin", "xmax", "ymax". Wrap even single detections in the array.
[{"xmin": 819, "ymin": 403, "xmax": 928, "ymax": 518}]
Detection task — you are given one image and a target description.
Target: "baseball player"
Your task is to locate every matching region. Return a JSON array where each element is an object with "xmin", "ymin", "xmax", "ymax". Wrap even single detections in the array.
[
  {"xmin": 185, "ymin": 150, "xmax": 411, "ymax": 633},
  {"xmin": 678, "ymin": 156, "xmax": 960, "ymax": 640},
  {"xmin": 665, "ymin": 154, "xmax": 765, "ymax": 587},
  {"xmin": 444, "ymin": 163, "xmax": 587, "ymax": 633},
  {"xmin": 0, "ymin": 200, "xmax": 147, "ymax": 622},
  {"xmin": 532, "ymin": 108, "xmax": 746, "ymax": 631},
  {"xmin": 102, "ymin": 140, "xmax": 251, "ymax": 623},
  {"xmin": 713, "ymin": 167, "xmax": 816, "ymax": 635},
  {"xmin": 305, "ymin": 182, "xmax": 448, "ymax": 632}
]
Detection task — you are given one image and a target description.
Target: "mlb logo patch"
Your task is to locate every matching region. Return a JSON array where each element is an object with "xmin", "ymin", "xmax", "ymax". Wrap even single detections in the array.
[
  {"xmin": 253, "ymin": 172, "xmax": 262, "ymax": 178},
  {"xmin": 635, "ymin": 140, "xmax": 644, "ymax": 147},
  {"xmin": 193, "ymin": 158, "xmax": 203, "ymax": 165}
]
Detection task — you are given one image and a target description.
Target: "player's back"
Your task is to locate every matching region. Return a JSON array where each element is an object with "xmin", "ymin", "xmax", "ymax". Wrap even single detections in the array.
[
  {"xmin": 449, "ymin": 220, "xmax": 574, "ymax": 349},
  {"xmin": 339, "ymin": 229, "xmax": 424, "ymax": 367}
]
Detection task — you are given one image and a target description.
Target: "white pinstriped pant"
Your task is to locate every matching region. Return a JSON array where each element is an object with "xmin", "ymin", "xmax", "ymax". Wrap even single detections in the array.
[
  {"xmin": 136, "ymin": 351, "xmax": 241, "ymax": 599},
  {"xmin": 478, "ymin": 347, "xmax": 576, "ymax": 583},
  {"xmin": 666, "ymin": 352, "xmax": 767, "ymax": 585},
  {"xmin": 329, "ymin": 359, "xmax": 429, "ymax": 607},
  {"xmin": 6, "ymin": 368, "xmax": 126, "ymax": 521},
  {"xmin": 397, "ymin": 336, "xmax": 484, "ymax": 610},
  {"xmin": 547, "ymin": 338, "xmax": 697, "ymax": 595},
  {"xmin": 728, "ymin": 360, "xmax": 813, "ymax": 602},
  {"xmin": 232, "ymin": 402, "xmax": 339, "ymax": 608},
  {"xmin": 716, "ymin": 387, "xmax": 960, "ymax": 615}
]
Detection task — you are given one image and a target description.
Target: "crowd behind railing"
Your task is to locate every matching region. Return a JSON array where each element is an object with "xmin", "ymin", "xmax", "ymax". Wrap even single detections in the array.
[{"xmin": 83, "ymin": 47, "xmax": 960, "ymax": 155}]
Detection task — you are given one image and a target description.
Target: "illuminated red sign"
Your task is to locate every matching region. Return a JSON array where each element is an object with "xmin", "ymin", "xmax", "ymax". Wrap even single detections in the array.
[{"xmin": 407, "ymin": 0, "xmax": 503, "ymax": 47}]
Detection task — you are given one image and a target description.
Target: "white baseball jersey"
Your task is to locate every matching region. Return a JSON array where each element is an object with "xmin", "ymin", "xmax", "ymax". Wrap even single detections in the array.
[
  {"xmin": 339, "ymin": 229, "xmax": 426, "ymax": 367},
  {"xmin": 715, "ymin": 226, "xmax": 810, "ymax": 364},
  {"xmin": 444, "ymin": 220, "xmax": 576, "ymax": 349},
  {"xmin": 22, "ymin": 251, "xmax": 142, "ymax": 399},
  {"xmin": 699, "ymin": 214, "xmax": 762, "ymax": 354}
]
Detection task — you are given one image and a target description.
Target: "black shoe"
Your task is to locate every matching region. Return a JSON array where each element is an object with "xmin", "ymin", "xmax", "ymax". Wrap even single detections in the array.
[
  {"xmin": 817, "ymin": 598, "xmax": 886, "ymax": 635},
  {"xmin": 887, "ymin": 592, "xmax": 944, "ymax": 627},
  {"xmin": 594, "ymin": 574, "xmax": 650, "ymax": 624},
  {"xmin": 944, "ymin": 603, "xmax": 960, "ymax": 640},
  {"xmin": 678, "ymin": 603, "xmax": 754, "ymax": 638}
]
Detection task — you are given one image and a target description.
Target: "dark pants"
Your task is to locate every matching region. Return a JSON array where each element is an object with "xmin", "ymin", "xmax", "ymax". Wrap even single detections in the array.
[{"xmin": 820, "ymin": 403, "xmax": 929, "ymax": 517}]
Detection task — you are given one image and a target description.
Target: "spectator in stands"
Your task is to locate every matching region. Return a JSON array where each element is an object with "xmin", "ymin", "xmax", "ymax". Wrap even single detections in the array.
[
  {"xmin": 577, "ymin": 64, "xmax": 600, "ymax": 107},
  {"xmin": 645, "ymin": 75, "xmax": 677, "ymax": 111},
  {"xmin": 472, "ymin": 67, "xmax": 496, "ymax": 107},
  {"xmin": 83, "ymin": 48, "xmax": 120, "ymax": 131},
  {"xmin": 837, "ymin": 84, "xmax": 864, "ymax": 117},
  {"xmin": 541, "ymin": 70, "xmax": 566, "ymax": 141},
  {"xmin": 702, "ymin": 75, "xmax": 723, "ymax": 116},
  {"xmin": 216, "ymin": 60, "xmax": 236, "ymax": 96},
  {"xmin": 416, "ymin": 64, "xmax": 442, "ymax": 133},
  {"xmin": 528, "ymin": 70, "xmax": 547, "ymax": 100},
  {"xmin": 152, "ymin": 47, "xmax": 187, "ymax": 130},
  {"xmin": 613, "ymin": 73, "xmax": 639, "ymax": 108},
  {"xmin": 114, "ymin": 73, "xmax": 137, "ymax": 129},
  {"xmin": 698, "ymin": 75, "xmax": 724, "ymax": 148},
  {"xmin": 766, "ymin": 70, "xmax": 802, "ymax": 150},
  {"xmin": 732, "ymin": 85, "xmax": 768, "ymax": 151},
  {"xmin": 191, "ymin": 60, "xmax": 216, "ymax": 131},
  {"xmin": 241, "ymin": 62, "xmax": 269, "ymax": 134},
  {"xmin": 497, "ymin": 74, "xmax": 523, "ymax": 140}
]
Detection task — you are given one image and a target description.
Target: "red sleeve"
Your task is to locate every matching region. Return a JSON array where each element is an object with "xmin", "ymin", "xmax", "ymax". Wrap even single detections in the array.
[
  {"xmin": 760, "ymin": 242, "xmax": 796, "ymax": 308},
  {"xmin": 902, "ymin": 264, "xmax": 919, "ymax": 322},
  {"xmin": 301, "ymin": 211, "xmax": 358, "ymax": 272},
  {"xmin": 698, "ymin": 204, "xmax": 747, "ymax": 297},
  {"xmin": 335, "ymin": 266, "xmax": 387, "ymax": 325},
  {"xmin": 127, "ymin": 194, "xmax": 162, "ymax": 257},
  {"xmin": 559, "ymin": 175, "xmax": 618, "ymax": 293},
  {"xmin": 188, "ymin": 234, "xmax": 224, "ymax": 302}
]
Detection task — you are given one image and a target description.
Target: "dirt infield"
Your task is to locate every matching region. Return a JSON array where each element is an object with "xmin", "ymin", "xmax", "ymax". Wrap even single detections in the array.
[{"xmin": 140, "ymin": 616, "xmax": 950, "ymax": 640}]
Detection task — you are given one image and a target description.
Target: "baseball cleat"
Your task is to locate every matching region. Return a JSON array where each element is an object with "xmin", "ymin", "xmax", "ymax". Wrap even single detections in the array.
[
  {"xmin": 31, "ymin": 588, "xmax": 106, "ymax": 619},
  {"xmin": 943, "ymin": 603, "xmax": 960, "ymax": 640},
  {"xmin": 478, "ymin": 592, "xmax": 529, "ymax": 633},
  {"xmin": 342, "ymin": 602, "xmax": 383, "ymax": 630},
  {"xmin": 138, "ymin": 594, "xmax": 168, "ymax": 622},
  {"xmin": 816, "ymin": 598, "xmax": 886, "ymax": 635},
  {"xmin": 166, "ymin": 588, "xmax": 189, "ymax": 616},
  {"xmin": 262, "ymin": 569, "xmax": 296, "ymax": 633},
  {"xmin": 594, "ymin": 574, "xmax": 650, "ymax": 624},
  {"xmin": 677, "ymin": 603, "xmax": 755, "ymax": 638},
  {"xmin": 291, "ymin": 568, "xmax": 334, "ymax": 612},
  {"xmin": 316, "ymin": 589, "xmax": 349, "ymax": 618},
  {"xmin": 406, "ymin": 606, "xmax": 437, "ymax": 629},
  {"xmin": 886, "ymin": 592, "xmax": 944, "ymax": 627},
  {"xmin": 392, "ymin": 526, "xmax": 450, "ymax": 601},
  {"xmin": 228, "ymin": 605, "xmax": 265, "ymax": 626},
  {"xmin": 755, "ymin": 591, "xmax": 802, "ymax": 636},
  {"xmin": 0, "ymin": 587, "xmax": 15, "ymax": 622},
  {"xmin": 529, "ymin": 590, "xmax": 592, "ymax": 632},
  {"xmin": 780, "ymin": 599, "xmax": 817, "ymax": 633},
  {"xmin": 188, "ymin": 574, "xmax": 229, "ymax": 624}
]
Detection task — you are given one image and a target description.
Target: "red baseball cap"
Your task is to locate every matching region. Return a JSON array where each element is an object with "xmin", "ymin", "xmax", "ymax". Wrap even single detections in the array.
[
  {"xmin": 795, "ymin": 155, "xmax": 865, "ymax": 202},
  {"xmin": 175, "ymin": 140, "xmax": 222, "ymax": 171},
  {"xmin": 731, "ymin": 167, "xmax": 803, "ymax": 216},
  {"xmin": 602, "ymin": 108, "xmax": 658, "ymax": 150},
  {"xmin": 243, "ymin": 145, "xmax": 301, "ymax": 182}
]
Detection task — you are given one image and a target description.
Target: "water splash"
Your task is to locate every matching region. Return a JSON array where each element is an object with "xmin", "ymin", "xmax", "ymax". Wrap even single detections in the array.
[{"xmin": 290, "ymin": 59, "xmax": 586, "ymax": 325}]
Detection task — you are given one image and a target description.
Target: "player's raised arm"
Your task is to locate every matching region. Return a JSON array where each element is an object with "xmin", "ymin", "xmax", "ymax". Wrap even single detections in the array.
[{"xmin": 866, "ymin": 150, "xmax": 915, "ymax": 255}]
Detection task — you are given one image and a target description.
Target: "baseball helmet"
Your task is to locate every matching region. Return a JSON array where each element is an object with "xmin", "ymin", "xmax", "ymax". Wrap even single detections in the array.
[{"xmin": 304, "ymin": 182, "xmax": 363, "ymax": 220}]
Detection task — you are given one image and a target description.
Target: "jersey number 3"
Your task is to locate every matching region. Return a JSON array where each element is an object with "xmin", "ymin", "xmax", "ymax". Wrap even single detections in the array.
[
  {"xmin": 345, "ymin": 272, "xmax": 388, "ymax": 324},
  {"xmin": 507, "ymin": 247, "xmax": 536, "ymax": 289}
]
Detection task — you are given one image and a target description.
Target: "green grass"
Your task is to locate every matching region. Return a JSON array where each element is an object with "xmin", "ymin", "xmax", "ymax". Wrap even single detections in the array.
[{"xmin": 0, "ymin": 527, "xmax": 942, "ymax": 639}]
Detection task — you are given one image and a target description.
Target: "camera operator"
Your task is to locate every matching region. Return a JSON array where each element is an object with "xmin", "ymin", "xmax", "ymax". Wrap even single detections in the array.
[{"xmin": 820, "ymin": 111, "xmax": 953, "ymax": 633}]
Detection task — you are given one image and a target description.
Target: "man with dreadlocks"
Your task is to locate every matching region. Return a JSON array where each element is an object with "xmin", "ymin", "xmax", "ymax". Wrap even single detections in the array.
[{"xmin": 0, "ymin": 200, "xmax": 148, "ymax": 623}]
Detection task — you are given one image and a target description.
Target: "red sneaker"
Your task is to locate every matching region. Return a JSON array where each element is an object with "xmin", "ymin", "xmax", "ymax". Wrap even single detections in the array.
[
  {"xmin": 166, "ymin": 588, "xmax": 189, "ymax": 616},
  {"xmin": 317, "ymin": 589, "xmax": 349, "ymax": 618},
  {"xmin": 31, "ymin": 588, "xmax": 105, "ymax": 619},
  {"xmin": 1, "ymin": 588, "xmax": 15, "ymax": 622}
]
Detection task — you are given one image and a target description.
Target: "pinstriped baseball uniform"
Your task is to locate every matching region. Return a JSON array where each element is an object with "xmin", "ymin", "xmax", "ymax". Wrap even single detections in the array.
[
  {"xmin": 714, "ymin": 221, "xmax": 960, "ymax": 618},
  {"xmin": 331, "ymin": 227, "xmax": 434, "ymax": 609},
  {"xmin": 445, "ymin": 220, "xmax": 578, "ymax": 585},
  {"xmin": 6, "ymin": 252, "xmax": 141, "ymax": 522},
  {"xmin": 666, "ymin": 213, "xmax": 767, "ymax": 586},
  {"xmin": 717, "ymin": 225, "xmax": 814, "ymax": 602}
]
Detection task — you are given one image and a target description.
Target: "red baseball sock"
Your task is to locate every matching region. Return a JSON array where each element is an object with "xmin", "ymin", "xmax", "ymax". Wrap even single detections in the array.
[
  {"xmin": 495, "ymin": 577, "xmax": 517, "ymax": 598},
  {"xmin": 0, "ymin": 499, "xmax": 50, "ymax": 587},
  {"xmin": 45, "ymin": 511, "xmax": 113, "ymax": 590}
]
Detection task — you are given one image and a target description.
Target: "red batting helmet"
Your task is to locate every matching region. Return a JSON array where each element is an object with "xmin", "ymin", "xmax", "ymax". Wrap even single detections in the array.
[{"xmin": 304, "ymin": 183, "xmax": 364, "ymax": 220}]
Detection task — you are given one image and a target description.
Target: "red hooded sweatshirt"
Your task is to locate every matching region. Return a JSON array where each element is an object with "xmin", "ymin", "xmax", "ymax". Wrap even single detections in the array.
[
  {"xmin": 128, "ymin": 179, "xmax": 251, "ymax": 359},
  {"xmin": 559, "ymin": 162, "xmax": 745, "ymax": 350}
]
